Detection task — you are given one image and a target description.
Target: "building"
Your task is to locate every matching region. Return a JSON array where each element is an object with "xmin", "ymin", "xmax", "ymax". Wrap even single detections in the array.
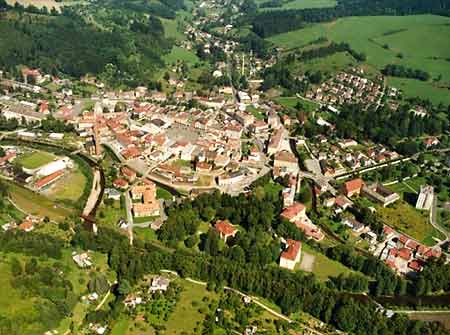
[
  {"xmin": 273, "ymin": 151, "xmax": 298, "ymax": 173},
  {"xmin": 416, "ymin": 185, "xmax": 434, "ymax": 210},
  {"xmin": 72, "ymin": 252, "xmax": 93, "ymax": 268},
  {"xmin": 279, "ymin": 239, "xmax": 302, "ymax": 270},
  {"xmin": 362, "ymin": 183, "xmax": 400, "ymax": 207},
  {"xmin": 149, "ymin": 276, "xmax": 170, "ymax": 293},
  {"xmin": 215, "ymin": 220, "xmax": 237, "ymax": 242},
  {"xmin": 281, "ymin": 202, "xmax": 306, "ymax": 222},
  {"xmin": 343, "ymin": 178, "xmax": 364, "ymax": 197},
  {"xmin": 34, "ymin": 170, "xmax": 64, "ymax": 190},
  {"xmin": 132, "ymin": 182, "xmax": 160, "ymax": 218}
]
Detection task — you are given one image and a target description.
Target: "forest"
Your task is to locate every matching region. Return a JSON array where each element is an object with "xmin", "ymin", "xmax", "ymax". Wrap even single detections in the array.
[
  {"xmin": 251, "ymin": 0, "xmax": 450, "ymax": 37},
  {"xmin": 331, "ymin": 103, "xmax": 449, "ymax": 149},
  {"xmin": 0, "ymin": 4, "xmax": 172, "ymax": 86},
  {"xmin": 71, "ymin": 225, "xmax": 449, "ymax": 335},
  {"xmin": 382, "ymin": 64, "xmax": 431, "ymax": 81}
]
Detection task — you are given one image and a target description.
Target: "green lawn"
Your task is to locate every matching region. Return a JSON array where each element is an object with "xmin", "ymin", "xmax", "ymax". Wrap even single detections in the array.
[
  {"xmin": 163, "ymin": 279, "xmax": 218, "ymax": 334},
  {"xmin": 298, "ymin": 243, "xmax": 359, "ymax": 281},
  {"xmin": 274, "ymin": 96, "xmax": 319, "ymax": 112},
  {"xmin": 96, "ymin": 200, "xmax": 125, "ymax": 227},
  {"xmin": 258, "ymin": 0, "xmax": 336, "ymax": 11},
  {"xmin": 16, "ymin": 150, "xmax": 56, "ymax": 169},
  {"xmin": 164, "ymin": 46, "xmax": 199, "ymax": 66},
  {"xmin": 45, "ymin": 169, "xmax": 87, "ymax": 203},
  {"xmin": 156, "ymin": 187, "xmax": 173, "ymax": 200},
  {"xmin": 377, "ymin": 201, "xmax": 445, "ymax": 245},
  {"xmin": 268, "ymin": 15, "xmax": 450, "ymax": 104},
  {"xmin": 161, "ymin": 17, "xmax": 185, "ymax": 41},
  {"xmin": 298, "ymin": 51, "xmax": 357, "ymax": 74},
  {"xmin": 134, "ymin": 227, "xmax": 157, "ymax": 241}
]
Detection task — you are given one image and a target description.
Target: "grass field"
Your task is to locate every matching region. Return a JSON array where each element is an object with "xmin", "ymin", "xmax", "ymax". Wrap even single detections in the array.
[
  {"xmin": 0, "ymin": 255, "xmax": 48, "ymax": 334},
  {"xmin": 44, "ymin": 169, "xmax": 87, "ymax": 203},
  {"xmin": 164, "ymin": 46, "xmax": 199, "ymax": 66},
  {"xmin": 299, "ymin": 51, "xmax": 357, "ymax": 74},
  {"xmin": 16, "ymin": 150, "xmax": 56, "ymax": 170},
  {"xmin": 163, "ymin": 280, "xmax": 217, "ymax": 334},
  {"xmin": 268, "ymin": 15, "xmax": 450, "ymax": 104},
  {"xmin": 274, "ymin": 96, "xmax": 319, "ymax": 112},
  {"xmin": 6, "ymin": 181, "xmax": 74, "ymax": 221},
  {"xmin": 298, "ymin": 243, "xmax": 359, "ymax": 281},
  {"xmin": 156, "ymin": 187, "xmax": 173, "ymax": 200},
  {"xmin": 377, "ymin": 201, "xmax": 445, "ymax": 245},
  {"xmin": 258, "ymin": 0, "xmax": 336, "ymax": 11},
  {"xmin": 97, "ymin": 200, "xmax": 125, "ymax": 227}
]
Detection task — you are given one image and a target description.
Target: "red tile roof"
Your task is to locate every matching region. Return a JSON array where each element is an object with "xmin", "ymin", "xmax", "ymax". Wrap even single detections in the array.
[
  {"xmin": 35, "ymin": 170, "xmax": 64, "ymax": 189},
  {"xmin": 215, "ymin": 220, "xmax": 237, "ymax": 237},
  {"xmin": 344, "ymin": 178, "xmax": 363, "ymax": 195},
  {"xmin": 281, "ymin": 239, "xmax": 301, "ymax": 261},
  {"xmin": 383, "ymin": 225, "xmax": 395, "ymax": 235},
  {"xmin": 281, "ymin": 202, "xmax": 306, "ymax": 221},
  {"xmin": 113, "ymin": 178, "xmax": 128, "ymax": 188},
  {"xmin": 398, "ymin": 248, "xmax": 412, "ymax": 260},
  {"xmin": 408, "ymin": 260, "xmax": 423, "ymax": 272}
]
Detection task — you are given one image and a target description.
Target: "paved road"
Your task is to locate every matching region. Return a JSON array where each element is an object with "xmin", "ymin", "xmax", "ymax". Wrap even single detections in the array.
[{"xmin": 430, "ymin": 194, "xmax": 450, "ymax": 243}]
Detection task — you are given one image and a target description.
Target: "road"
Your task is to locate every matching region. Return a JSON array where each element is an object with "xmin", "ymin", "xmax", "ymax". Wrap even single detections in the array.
[
  {"xmin": 124, "ymin": 190, "xmax": 134, "ymax": 245},
  {"xmin": 430, "ymin": 194, "xmax": 450, "ymax": 244}
]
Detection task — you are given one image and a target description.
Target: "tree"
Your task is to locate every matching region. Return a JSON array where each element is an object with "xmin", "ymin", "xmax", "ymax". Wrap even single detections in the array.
[{"xmin": 118, "ymin": 279, "xmax": 132, "ymax": 296}]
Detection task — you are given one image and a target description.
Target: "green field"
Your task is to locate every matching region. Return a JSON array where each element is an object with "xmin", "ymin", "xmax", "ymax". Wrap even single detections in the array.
[
  {"xmin": 164, "ymin": 46, "xmax": 199, "ymax": 66},
  {"xmin": 268, "ymin": 15, "xmax": 450, "ymax": 104},
  {"xmin": 258, "ymin": 0, "xmax": 336, "ymax": 11},
  {"xmin": 45, "ymin": 169, "xmax": 87, "ymax": 203},
  {"xmin": 161, "ymin": 18, "xmax": 185, "ymax": 41},
  {"xmin": 377, "ymin": 201, "xmax": 445, "ymax": 245},
  {"xmin": 156, "ymin": 187, "xmax": 173, "ymax": 200},
  {"xmin": 274, "ymin": 96, "xmax": 319, "ymax": 112},
  {"xmin": 16, "ymin": 150, "xmax": 56, "ymax": 170},
  {"xmin": 298, "ymin": 243, "xmax": 360, "ymax": 281},
  {"xmin": 6, "ymin": 181, "xmax": 74, "ymax": 221}
]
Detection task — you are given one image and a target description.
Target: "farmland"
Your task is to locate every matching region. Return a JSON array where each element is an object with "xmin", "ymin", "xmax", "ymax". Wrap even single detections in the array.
[{"xmin": 268, "ymin": 15, "xmax": 450, "ymax": 104}]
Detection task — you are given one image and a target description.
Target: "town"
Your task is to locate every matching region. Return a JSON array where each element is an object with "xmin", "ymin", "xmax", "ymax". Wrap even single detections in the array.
[{"xmin": 0, "ymin": 0, "xmax": 450, "ymax": 334}]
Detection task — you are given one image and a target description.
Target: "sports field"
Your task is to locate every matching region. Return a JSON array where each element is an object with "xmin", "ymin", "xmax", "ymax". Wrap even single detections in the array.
[
  {"xmin": 16, "ymin": 150, "xmax": 56, "ymax": 170},
  {"xmin": 269, "ymin": 15, "xmax": 450, "ymax": 104}
]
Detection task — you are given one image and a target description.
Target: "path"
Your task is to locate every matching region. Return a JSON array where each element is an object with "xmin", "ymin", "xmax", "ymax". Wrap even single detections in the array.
[
  {"xmin": 161, "ymin": 270, "xmax": 330, "ymax": 335},
  {"xmin": 95, "ymin": 289, "xmax": 111, "ymax": 311}
]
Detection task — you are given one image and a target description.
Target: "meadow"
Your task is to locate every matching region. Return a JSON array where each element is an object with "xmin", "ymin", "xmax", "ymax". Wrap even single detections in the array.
[
  {"xmin": 268, "ymin": 15, "xmax": 450, "ymax": 104},
  {"xmin": 257, "ymin": 0, "xmax": 336, "ymax": 11},
  {"xmin": 377, "ymin": 201, "xmax": 445, "ymax": 245},
  {"xmin": 6, "ymin": 181, "xmax": 74, "ymax": 221}
]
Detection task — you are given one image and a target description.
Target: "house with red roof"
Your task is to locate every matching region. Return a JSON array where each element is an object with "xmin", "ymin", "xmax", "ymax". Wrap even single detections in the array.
[
  {"xmin": 408, "ymin": 260, "xmax": 423, "ymax": 272},
  {"xmin": 398, "ymin": 248, "xmax": 412, "ymax": 261},
  {"xmin": 18, "ymin": 218, "xmax": 35, "ymax": 232},
  {"xmin": 215, "ymin": 220, "xmax": 237, "ymax": 242},
  {"xmin": 113, "ymin": 178, "xmax": 129, "ymax": 190},
  {"xmin": 279, "ymin": 239, "xmax": 302, "ymax": 270},
  {"xmin": 121, "ymin": 167, "xmax": 137, "ymax": 182},
  {"xmin": 343, "ymin": 178, "xmax": 364, "ymax": 197},
  {"xmin": 281, "ymin": 202, "xmax": 306, "ymax": 222}
]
